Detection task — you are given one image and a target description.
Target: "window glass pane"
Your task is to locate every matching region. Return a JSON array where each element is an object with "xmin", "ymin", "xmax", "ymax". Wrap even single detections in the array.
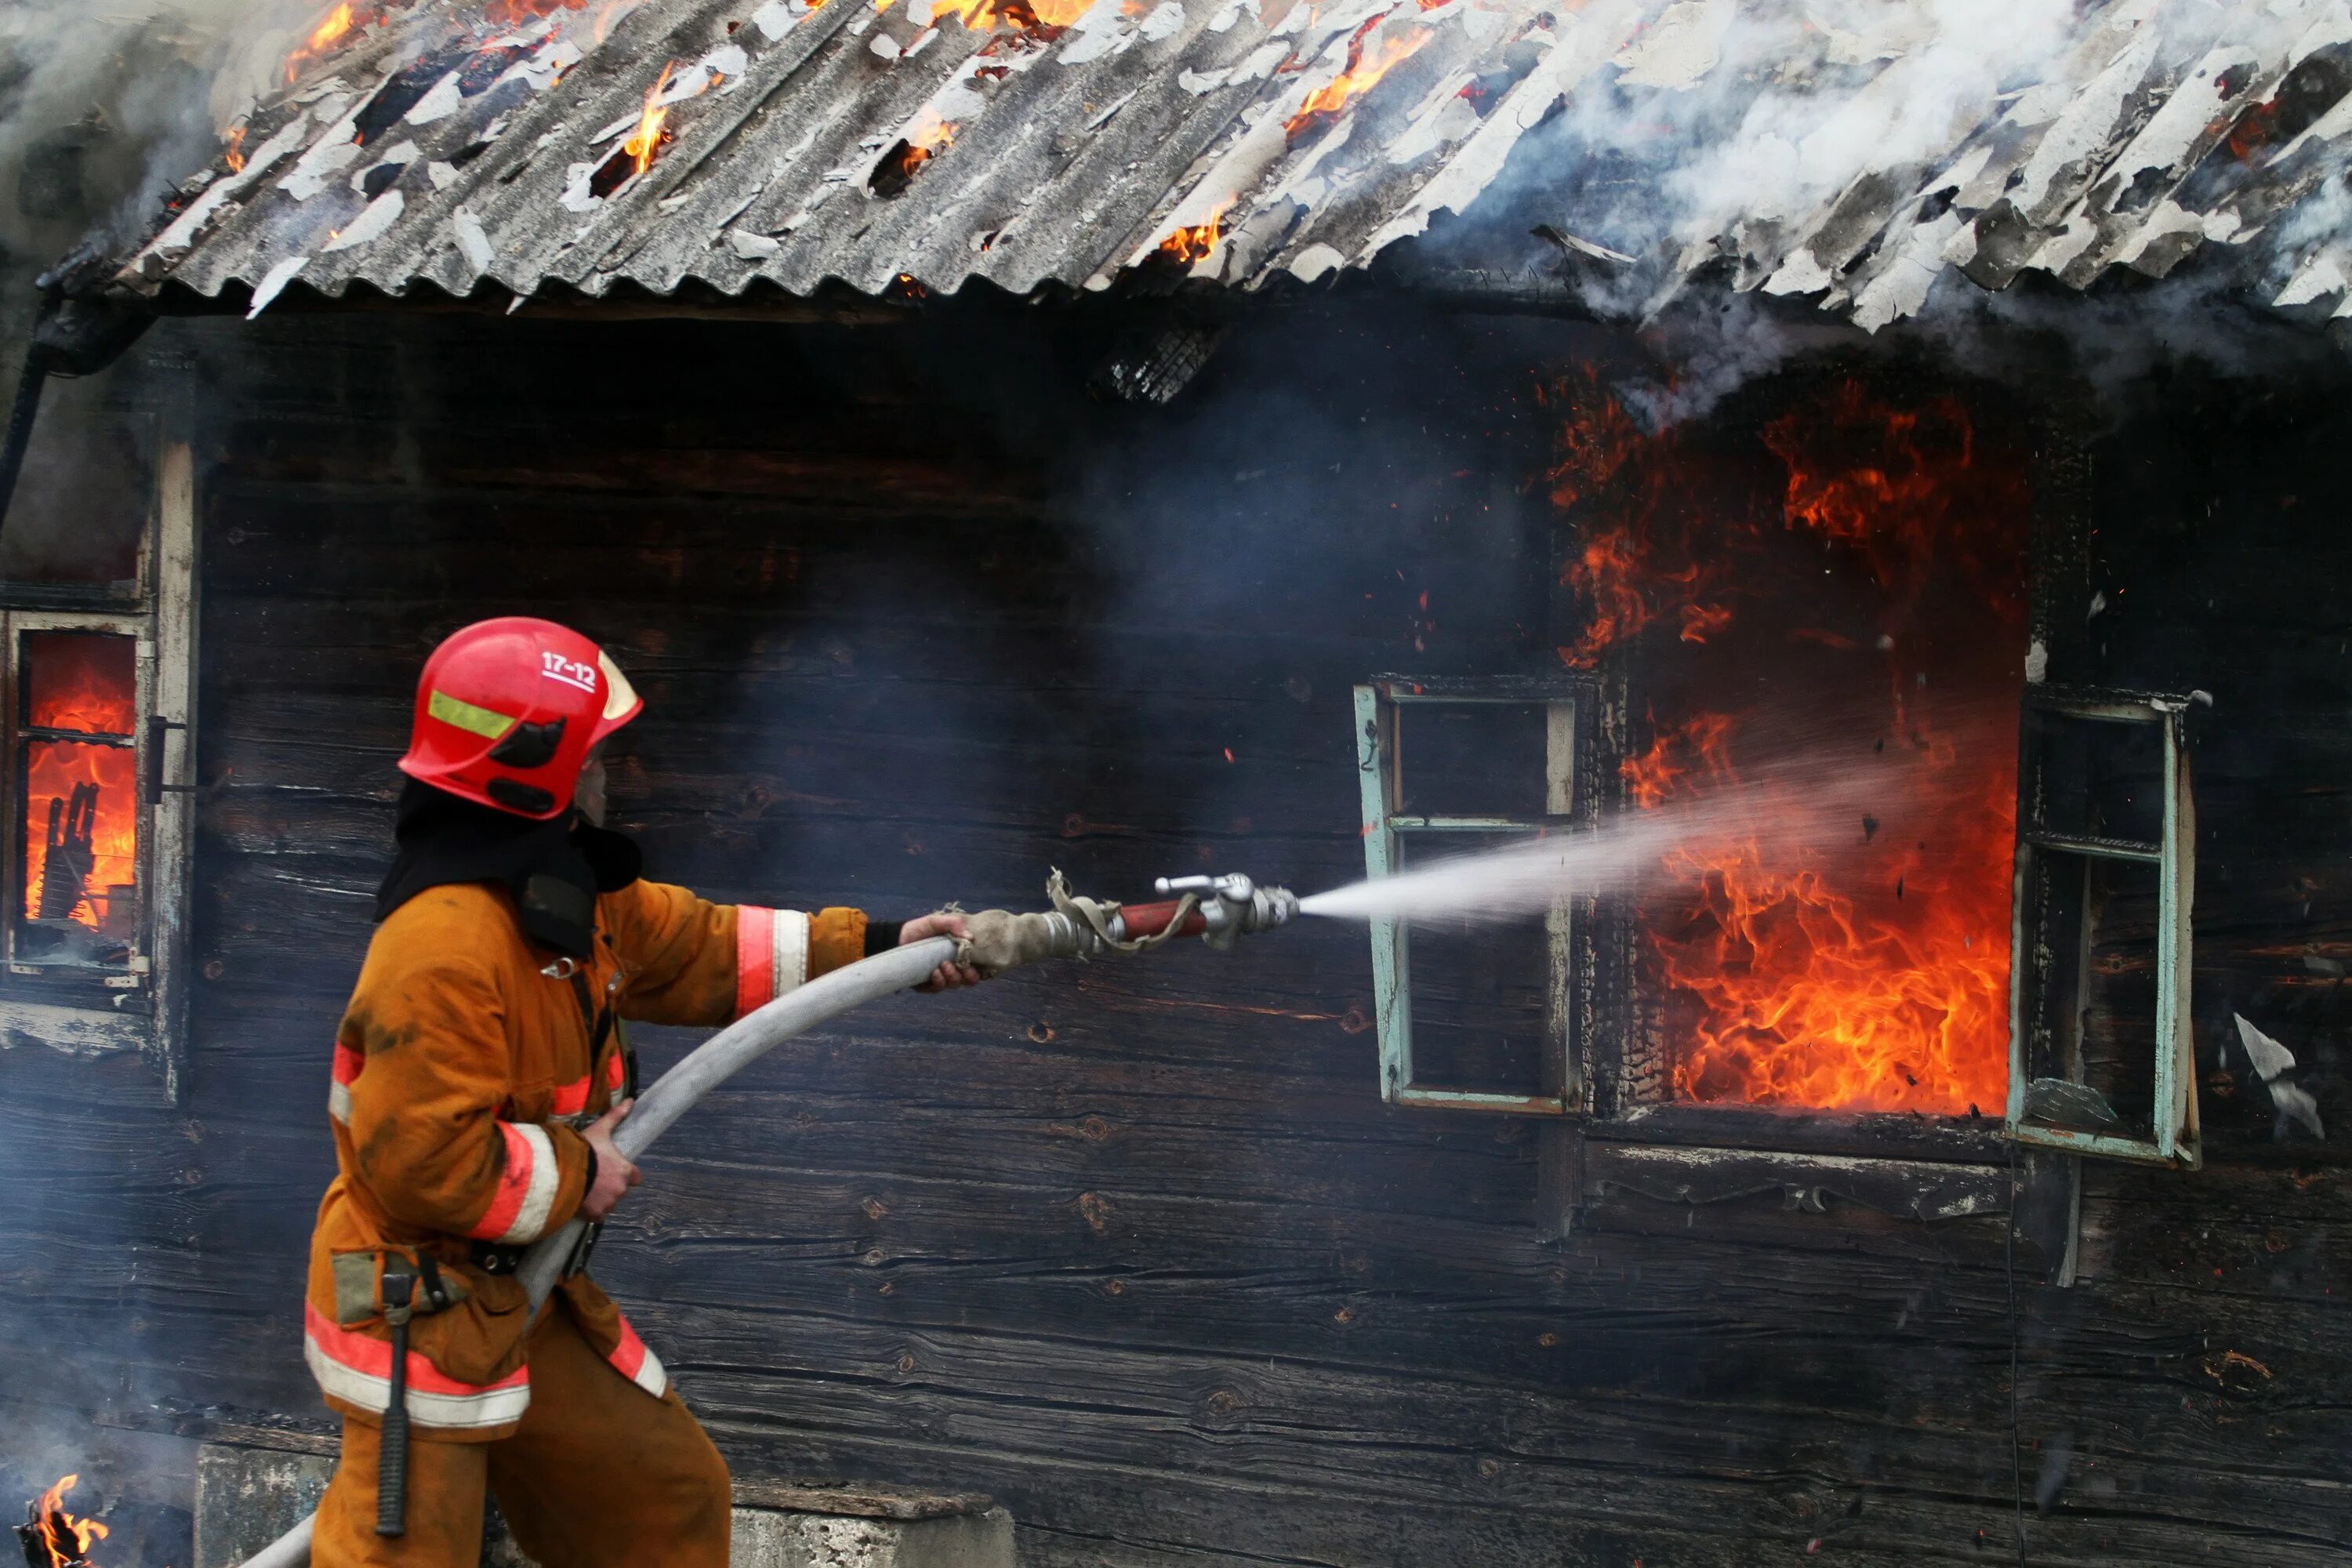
[
  {"xmin": 1396, "ymin": 702, "xmax": 1552, "ymax": 818},
  {"xmin": 17, "ymin": 631, "xmax": 138, "ymax": 969},
  {"xmin": 2025, "ymin": 709, "xmax": 2165, "ymax": 846},
  {"xmin": 1399, "ymin": 832, "xmax": 1553, "ymax": 1092},
  {"xmin": 1, "ymin": 395, "xmax": 147, "ymax": 586}
]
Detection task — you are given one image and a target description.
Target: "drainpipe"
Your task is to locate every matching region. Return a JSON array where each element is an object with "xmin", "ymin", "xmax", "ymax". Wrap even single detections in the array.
[{"xmin": 0, "ymin": 246, "xmax": 158, "ymax": 542}]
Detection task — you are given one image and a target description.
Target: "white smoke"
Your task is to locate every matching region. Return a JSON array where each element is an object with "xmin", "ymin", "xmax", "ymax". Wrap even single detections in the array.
[
  {"xmin": 1450, "ymin": 0, "xmax": 2352, "ymax": 427},
  {"xmin": 0, "ymin": 0, "xmax": 302, "ymax": 297}
]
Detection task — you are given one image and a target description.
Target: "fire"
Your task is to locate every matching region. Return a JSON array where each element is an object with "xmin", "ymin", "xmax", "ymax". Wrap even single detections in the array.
[
  {"xmin": 1159, "ymin": 200, "xmax": 1232, "ymax": 263},
  {"xmin": 929, "ymin": 0, "xmax": 1097, "ymax": 29},
  {"xmin": 1556, "ymin": 377, "xmax": 2028, "ymax": 1115},
  {"xmin": 873, "ymin": 117, "xmax": 957, "ymax": 196},
  {"xmin": 626, "ymin": 60, "xmax": 677, "ymax": 176},
  {"xmin": 486, "ymin": 0, "xmax": 590, "ymax": 21},
  {"xmin": 22, "ymin": 634, "xmax": 139, "ymax": 938},
  {"xmin": 223, "ymin": 124, "xmax": 248, "ymax": 175},
  {"xmin": 1619, "ymin": 712, "xmax": 1732, "ymax": 810},
  {"xmin": 17, "ymin": 1475, "xmax": 108, "ymax": 1566},
  {"xmin": 285, "ymin": 2, "xmax": 368, "ymax": 82},
  {"xmin": 1283, "ymin": 21, "xmax": 1432, "ymax": 142},
  {"xmin": 1543, "ymin": 373, "xmax": 1724, "ymax": 670},
  {"xmin": 306, "ymin": 2, "xmax": 356, "ymax": 50}
]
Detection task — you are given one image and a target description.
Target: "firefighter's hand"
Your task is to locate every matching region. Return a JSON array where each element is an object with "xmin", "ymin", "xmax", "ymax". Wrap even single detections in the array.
[
  {"xmin": 579, "ymin": 1099, "xmax": 642, "ymax": 1221},
  {"xmin": 901, "ymin": 913, "xmax": 983, "ymax": 991}
]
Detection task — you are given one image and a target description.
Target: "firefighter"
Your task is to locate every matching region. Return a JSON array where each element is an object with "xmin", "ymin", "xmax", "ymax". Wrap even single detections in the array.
[{"xmin": 306, "ymin": 617, "xmax": 978, "ymax": 1566}]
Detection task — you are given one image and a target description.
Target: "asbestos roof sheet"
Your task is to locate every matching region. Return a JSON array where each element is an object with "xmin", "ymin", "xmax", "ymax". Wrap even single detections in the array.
[{"xmin": 119, "ymin": 0, "xmax": 2352, "ymax": 328}]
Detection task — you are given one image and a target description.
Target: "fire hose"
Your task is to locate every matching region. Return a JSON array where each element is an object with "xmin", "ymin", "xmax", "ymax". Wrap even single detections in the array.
[{"xmin": 235, "ymin": 871, "xmax": 1295, "ymax": 1568}]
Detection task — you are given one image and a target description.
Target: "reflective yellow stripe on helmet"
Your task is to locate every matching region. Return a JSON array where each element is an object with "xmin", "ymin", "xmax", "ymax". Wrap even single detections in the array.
[{"xmin": 427, "ymin": 688, "xmax": 517, "ymax": 740}]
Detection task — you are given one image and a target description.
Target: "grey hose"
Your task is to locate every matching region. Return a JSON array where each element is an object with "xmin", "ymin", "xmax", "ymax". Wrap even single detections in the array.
[
  {"xmin": 234, "ymin": 936, "xmax": 957, "ymax": 1568},
  {"xmin": 513, "ymin": 937, "xmax": 953, "ymax": 1305}
]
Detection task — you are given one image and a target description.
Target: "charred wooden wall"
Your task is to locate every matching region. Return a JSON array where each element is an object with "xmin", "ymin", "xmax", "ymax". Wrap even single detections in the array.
[{"xmin": 0, "ymin": 304, "xmax": 2346, "ymax": 1566}]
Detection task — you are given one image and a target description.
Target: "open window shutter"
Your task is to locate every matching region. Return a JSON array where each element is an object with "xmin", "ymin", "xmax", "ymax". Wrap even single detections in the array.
[{"xmin": 2006, "ymin": 684, "xmax": 2198, "ymax": 1168}]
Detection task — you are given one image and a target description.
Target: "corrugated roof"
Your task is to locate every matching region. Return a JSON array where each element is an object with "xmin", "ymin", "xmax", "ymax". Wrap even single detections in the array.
[{"xmin": 116, "ymin": 0, "xmax": 2352, "ymax": 327}]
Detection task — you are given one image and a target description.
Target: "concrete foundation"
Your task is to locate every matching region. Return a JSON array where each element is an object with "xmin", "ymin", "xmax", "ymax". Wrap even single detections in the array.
[{"xmin": 194, "ymin": 1438, "xmax": 1015, "ymax": 1567}]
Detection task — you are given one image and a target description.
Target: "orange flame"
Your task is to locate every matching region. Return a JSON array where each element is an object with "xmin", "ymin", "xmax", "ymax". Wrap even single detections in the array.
[
  {"xmin": 285, "ymin": 2, "xmax": 364, "ymax": 82},
  {"xmin": 21, "ymin": 635, "xmax": 138, "ymax": 935},
  {"xmin": 223, "ymin": 124, "xmax": 248, "ymax": 175},
  {"xmin": 873, "ymin": 118, "xmax": 958, "ymax": 194},
  {"xmin": 1283, "ymin": 22, "xmax": 1432, "ymax": 142},
  {"xmin": 1558, "ymin": 377, "xmax": 2027, "ymax": 1115},
  {"xmin": 1619, "ymin": 712, "xmax": 1733, "ymax": 810},
  {"xmin": 1159, "ymin": 200, "xmax": 1232, "ymax": 263},
  {"xmin": 626, "ymin": 60, "xmax": 678, "ymax": 175},
  {"xmin": 485, "ymin": 0, "xmax": 590, "ymax": 21},
  {"xmin": 1648, "ymin": 742, "xmax": 2017, "ymax": 1114},
  {"xmin": 24, "ymin": 1475, "xmax": 109, "ymax": 1566},
  {"xmin": 1543, "ymin": 370, "xmax": 1726, "ymax": 670},
  {"xmin": 931, "ymin": 0, "xmax": 1097, "ymax": 28}
]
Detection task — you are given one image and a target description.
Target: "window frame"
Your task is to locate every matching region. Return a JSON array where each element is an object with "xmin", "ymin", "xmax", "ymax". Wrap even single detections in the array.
[
  {"xmin": 1352, "ymin": 666, "xmax": 2091, "ymax": 1269},
  {"xmin": 0, "ymin": 434, "xmax": 198, "ymax": 1092},
  {"xmin": 1351, "ymin": 674, "xmax": 1595, "ymax": 1116},
  {"xmin": 5, "ymin": 611, "xmax": 156, "ymax": 998},
  {"xmin": 2004, "ymin": 684, "xmax": 2199, "ymax": 1169}
]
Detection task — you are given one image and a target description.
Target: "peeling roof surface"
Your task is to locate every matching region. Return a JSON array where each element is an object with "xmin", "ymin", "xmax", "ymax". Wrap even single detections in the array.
[{"xmin": 121, "ymin": 0, "xmax": 2352, "ymax": 328}]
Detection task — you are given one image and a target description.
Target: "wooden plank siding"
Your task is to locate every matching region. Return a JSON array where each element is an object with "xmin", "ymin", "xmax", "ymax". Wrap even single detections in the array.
[{"xmin": 0, "ymin": 308, "xmax": 2347, "ymax": 1565}]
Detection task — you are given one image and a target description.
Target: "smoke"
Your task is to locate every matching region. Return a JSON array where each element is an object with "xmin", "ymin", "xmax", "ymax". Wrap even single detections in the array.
[
  {"xmin": 1425, "ymin": 0, "xmax": 2352, "ymax": 429},
  {"xmin": 0, "ymin": 0, "xmax": 295, "ymax": 321}
]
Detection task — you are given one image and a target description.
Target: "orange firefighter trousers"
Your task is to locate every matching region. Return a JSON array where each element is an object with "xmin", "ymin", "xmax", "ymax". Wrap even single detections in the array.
[{"xmin": 313, "ymin": 1302, "xmax": 731, "ymax": 1566}]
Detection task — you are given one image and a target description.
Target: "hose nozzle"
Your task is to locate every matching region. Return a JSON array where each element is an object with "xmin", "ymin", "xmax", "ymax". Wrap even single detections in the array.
[
  {"xmin": 1149, "ymin": 873, "xmax": 1298, "ymax": 949},
  {"xmin": 955, "ymin": 869, "xmax": 1298, "ymax": 975}
]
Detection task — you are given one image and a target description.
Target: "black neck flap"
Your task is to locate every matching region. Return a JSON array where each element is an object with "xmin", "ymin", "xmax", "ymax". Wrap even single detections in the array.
[{"xmin": 375, "ymin": 779, "xmax": 643, "ymax": 957}]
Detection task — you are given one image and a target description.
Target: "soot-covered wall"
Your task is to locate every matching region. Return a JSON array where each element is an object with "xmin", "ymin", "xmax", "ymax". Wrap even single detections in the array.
[{"xmin": 0, "ymin": 302, "xmax": 2346, "ymax": 1567}]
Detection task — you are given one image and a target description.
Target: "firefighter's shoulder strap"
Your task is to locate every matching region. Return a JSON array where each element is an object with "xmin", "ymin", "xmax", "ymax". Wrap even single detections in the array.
[{"xmin": 566, "ymin": 967, "xmax": 637, "ymax": 1100}]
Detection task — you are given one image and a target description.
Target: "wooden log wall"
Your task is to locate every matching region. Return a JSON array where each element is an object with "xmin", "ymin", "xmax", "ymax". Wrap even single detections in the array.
[{"xmin": 0, "ymin": 304, "xmax": 2345, "ymax": 1566}]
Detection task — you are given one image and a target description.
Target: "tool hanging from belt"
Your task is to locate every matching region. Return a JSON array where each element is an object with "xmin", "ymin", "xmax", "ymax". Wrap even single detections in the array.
[{"xmin": 370, "ymin": 1253, "xmax": 458, "ymax": 1537}]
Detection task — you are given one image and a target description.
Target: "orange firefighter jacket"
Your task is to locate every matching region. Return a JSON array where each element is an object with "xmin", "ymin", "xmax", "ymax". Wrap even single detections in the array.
[{"xmin": 305, "ymin": 878, "xmax": 867, "ymax": 1440}]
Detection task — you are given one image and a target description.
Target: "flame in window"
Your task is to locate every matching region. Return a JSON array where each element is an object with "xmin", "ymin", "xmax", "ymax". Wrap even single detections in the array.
[
  {"xmin": 1548, "ymin": 375, "xmax": 2027, "ymax": 1114},
  {"xmin": 20, "ymin": 633, "xmax": 138, "ymax": 949}
]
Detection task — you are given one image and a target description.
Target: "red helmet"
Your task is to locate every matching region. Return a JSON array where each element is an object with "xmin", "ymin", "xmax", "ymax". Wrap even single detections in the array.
[{"xmin": 398, "ymin": 618, "xmax": 642, "ymax": 818}]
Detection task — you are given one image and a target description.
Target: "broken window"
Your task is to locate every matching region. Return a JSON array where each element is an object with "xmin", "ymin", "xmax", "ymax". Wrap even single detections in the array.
[
  {"xmin": 1350, "ymin": 677, "xmax": 1590, "ymax": 1115},
  {"xmin": 0, "ymin": 409, "xmax": 197, "ymax": 1085},
  {"xmin": 2006, "ymin": 687, "xmax": 2199, "ymax": 1167}
]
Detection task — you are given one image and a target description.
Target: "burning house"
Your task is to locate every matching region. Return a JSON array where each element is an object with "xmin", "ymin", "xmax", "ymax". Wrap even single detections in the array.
[{"xmin": 1, "ymin": 0, "xmax": 2350, "ymax": 1561}]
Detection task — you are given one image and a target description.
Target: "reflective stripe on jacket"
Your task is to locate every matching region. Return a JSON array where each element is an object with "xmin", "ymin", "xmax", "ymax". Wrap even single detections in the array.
[{"xmin": 307, "ymin": 877, "xmax": 866, "ymax": 1438}]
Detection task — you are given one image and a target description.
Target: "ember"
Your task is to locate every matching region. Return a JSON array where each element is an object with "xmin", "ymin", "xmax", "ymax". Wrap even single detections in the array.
[
  {"xmin": 1553, "ymin": 376, "xmax": 2027, "ymax": 1115},
  {"xmin": 1283, "ymin": 20, "xmax": 1432, "ymax": 143},
  {"xmin": 16, "ymin": 1475, "xmax": 106, "ymax": 1568}
]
